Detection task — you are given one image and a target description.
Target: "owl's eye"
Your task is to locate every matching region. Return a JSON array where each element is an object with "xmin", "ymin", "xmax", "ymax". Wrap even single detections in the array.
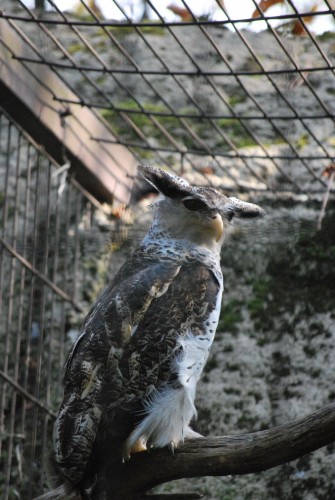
[{"xmin": 182, "ymin": 197, "xmax": 208, "ymax": 211}]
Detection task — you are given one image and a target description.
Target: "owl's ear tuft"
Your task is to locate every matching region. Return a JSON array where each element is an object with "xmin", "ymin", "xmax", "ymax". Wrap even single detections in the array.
[
  {"xmin": 224, "ymin": 197, "xmax": 265, "ymax": 219},
  {"xmin": 138, "ymin": 165, "xmax": 190, "ymax": 199}
]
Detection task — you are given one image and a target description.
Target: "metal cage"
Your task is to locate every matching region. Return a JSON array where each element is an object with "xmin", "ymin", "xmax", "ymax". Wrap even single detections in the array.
[
  {"xmin": 1, "ymin": 1, "xmax": 335, "ymax": 498},
  {"xmin": 0, "ymin": 107, "xmax": 109, "ymax": 498}
]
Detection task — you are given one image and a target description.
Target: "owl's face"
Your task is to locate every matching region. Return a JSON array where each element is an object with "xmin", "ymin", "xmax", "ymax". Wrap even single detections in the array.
[{"xmin": 139, "ymin": 165, "xmax": 264, "ymax": 250}]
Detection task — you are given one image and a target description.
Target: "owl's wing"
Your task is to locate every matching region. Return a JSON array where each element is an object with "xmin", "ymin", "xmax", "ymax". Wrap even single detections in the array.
[
  {"xmin": 52, "ymin": 257, "xmax": 181, "ymax": 486},
  {"xmin": 114, "ymin": 259, "xmax": 221, "ymax": 408}
]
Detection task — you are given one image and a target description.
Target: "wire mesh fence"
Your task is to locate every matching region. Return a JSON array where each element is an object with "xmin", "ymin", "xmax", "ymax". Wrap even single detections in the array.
[
  {"xmin": 2, "ymin": 0, "xmax": 335, "ymax": 195},
  {"xmin": 0, "ymin": 106, "xmax": 117, "ymax": 498},
  {"xmin": 1, "ymin": 1, "xmax": 335, "ymax": 498}
]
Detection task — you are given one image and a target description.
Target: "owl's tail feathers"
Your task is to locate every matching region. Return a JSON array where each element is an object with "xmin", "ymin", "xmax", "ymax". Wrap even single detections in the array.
[
  {"xmin": 33, "ymin": 452, "xmax": 80, "ymax": 500},
  {"xmin": 33, "ymin": 485, "xmax": 79, "ymax": 500}
]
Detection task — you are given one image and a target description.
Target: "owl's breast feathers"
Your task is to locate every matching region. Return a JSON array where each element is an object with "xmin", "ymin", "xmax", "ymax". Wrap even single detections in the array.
[{"xmin": 53, "ymin": 248, "xmax": 221, "ymax": 484}]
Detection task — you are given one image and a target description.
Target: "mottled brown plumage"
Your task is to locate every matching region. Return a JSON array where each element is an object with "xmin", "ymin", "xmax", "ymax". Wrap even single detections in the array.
[{"xmin": 44, "ymin": 165, "xmax": 264, "ymax": 499}]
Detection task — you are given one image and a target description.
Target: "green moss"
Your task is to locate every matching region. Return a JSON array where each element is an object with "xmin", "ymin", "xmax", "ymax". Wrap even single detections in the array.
[
  {"xmin": 102, "ymin": 99, "xmax": 263, "ymax": 155},
  {"xmin": 295, "ymin": 133, "xmax": 309, "ymax": 149},
  {"xmin": 95, "ymin": 75, "xmax": 108, "ymax": 85},
  {"xmin": 268, "ymin": 136, "xmax": 287, "ymax": 146},
  {"xmin": 248, "ymin": 279, "xmax": 270, "ymax": 318},
  {"xmin": 103, "ymin": 24, "xmax": 165, "ymax": 37},
  {"xmin": 228, "ymin": 93, "xmax": 247, "ymax": 106},
  {"xmin": 219, "ymin": 299, "xmax": 243, "ymax": 333},
  {"xmin": 68, "ymin": 43, "xmax": 87, "ymax": 55},
  {"xmin": 267, "ymin": 215, "xmax": 335, "ymax": 313},
  {"xmin": 138, "ymin": 25, "xmax": 166, "ymax": 35},
  {"xmin": 317, "ymin": 31, "xmax": 335, "ymax": 41},
  {"xmin": 217, "ymin": 118, "xmax": 258, "ymax": 148},
  {"xmin": 241, "ymin": 56, "xmax": 263, "ymax": 73},
  {"xmin": 248, "ymin": 212, "xmax": 335, "ymax": 335},
  {"xmin": 179, "ymin": 106, "xmax": 199, "ymax": 117},
  {"xmin": 102, "ymin": 102, "xmax": 182, "ymax": 150}
]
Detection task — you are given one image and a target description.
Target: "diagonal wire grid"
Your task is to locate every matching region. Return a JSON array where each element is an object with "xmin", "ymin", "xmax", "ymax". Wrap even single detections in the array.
[
  {"xmin": 2, "ymin": 0, "xmax": 335, "ymax": 193},
  {"xmin": 1, "ymin": 0, "xmax": 335, "ymax": 498}
]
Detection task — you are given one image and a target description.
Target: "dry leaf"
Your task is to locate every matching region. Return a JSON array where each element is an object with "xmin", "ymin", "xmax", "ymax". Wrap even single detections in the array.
[
  {"xmin": 252, "ymin": 0, "xmax": 285, "ymax": 18},
  {"xmin": 167, "ymin": 4, "xmax": 193, "ymax": 22},
  {"xmin": 199, "ymin": 166, "xmax": 215, "ymax": 175},
  {"xmin": 322, "ymin": 163, "xmax": 335, "ymax": 178}
]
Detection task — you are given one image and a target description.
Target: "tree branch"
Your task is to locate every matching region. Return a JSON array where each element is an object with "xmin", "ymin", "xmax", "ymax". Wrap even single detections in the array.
[{"xmin": 93, "ymin": 402, "xmax": 335, "ymax": 499}]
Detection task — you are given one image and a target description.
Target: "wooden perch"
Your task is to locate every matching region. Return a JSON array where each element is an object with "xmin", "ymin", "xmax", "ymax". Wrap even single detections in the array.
[{"xmin": 91, "ymin": 402, "xmax": 335, "ymax": 499}]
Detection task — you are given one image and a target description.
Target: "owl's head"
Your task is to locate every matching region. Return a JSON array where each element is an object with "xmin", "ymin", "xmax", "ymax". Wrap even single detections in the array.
[{"xmin": 139, "ymin": 165, "xmax": 264, "ymax": 251}]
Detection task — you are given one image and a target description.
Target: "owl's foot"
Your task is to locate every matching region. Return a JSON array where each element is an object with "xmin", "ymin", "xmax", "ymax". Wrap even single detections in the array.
[
  {"xmin": 122, "ymin": 437, "xmax": 147, "ymax": 463},
  {"xmin": 166, "ymin": 428, "xmax": 201, "ymax": 456}
]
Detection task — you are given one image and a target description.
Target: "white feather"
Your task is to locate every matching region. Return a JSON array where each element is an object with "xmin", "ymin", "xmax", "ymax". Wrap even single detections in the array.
[{"xmin": 122, "ymin": 385, "xmax": 196, "ymax": 460}]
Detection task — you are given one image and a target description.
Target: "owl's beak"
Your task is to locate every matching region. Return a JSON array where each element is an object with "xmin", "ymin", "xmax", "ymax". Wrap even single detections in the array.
[
  {"xmin": 223, "ymin": 197, "xmax": 265, "ymax": 221},
  {"xmin": 210, "ymin": 214, "xmax": 224, "ymax": 241}
]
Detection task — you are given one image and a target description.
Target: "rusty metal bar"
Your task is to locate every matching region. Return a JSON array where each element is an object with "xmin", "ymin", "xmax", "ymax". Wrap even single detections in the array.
[
  {"xmin": 0, "ymin": 370, "xmax": 57, "ymax": 418},
  {"xmin": 0, "ymin": 236, "xmax": 82, "ymax": 311}
]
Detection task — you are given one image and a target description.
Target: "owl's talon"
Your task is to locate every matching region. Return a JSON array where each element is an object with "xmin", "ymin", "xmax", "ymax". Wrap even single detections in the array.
[
  {"xmin": 122, "ymin": 437, "xmax": 147, "ymax": 462},
  {"xmin": 168, "ymin": 441, "xmax": 175, "ymax": 455},
  {"xmin": 122, "ymin": 449, "xmax": 131, "ymax": 463},
  {"xmin": 146, "ymin": 441, "xmax": 154, "ymax": 451}
]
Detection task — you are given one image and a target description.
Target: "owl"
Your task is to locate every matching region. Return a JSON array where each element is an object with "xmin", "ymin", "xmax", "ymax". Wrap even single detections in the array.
[{"xmin": 45, "ymin": 165, "xmax": 264, "ymax": 498}]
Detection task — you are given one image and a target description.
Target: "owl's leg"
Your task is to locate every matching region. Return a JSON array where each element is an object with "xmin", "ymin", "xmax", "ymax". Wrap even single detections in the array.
[
  {"xmin": 184, "ymin": 426, "xmax": 203, "ymax": 439},
  {"xmin": 122, "ymin": 386, "xmax": 198, "ymax": 462}
]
